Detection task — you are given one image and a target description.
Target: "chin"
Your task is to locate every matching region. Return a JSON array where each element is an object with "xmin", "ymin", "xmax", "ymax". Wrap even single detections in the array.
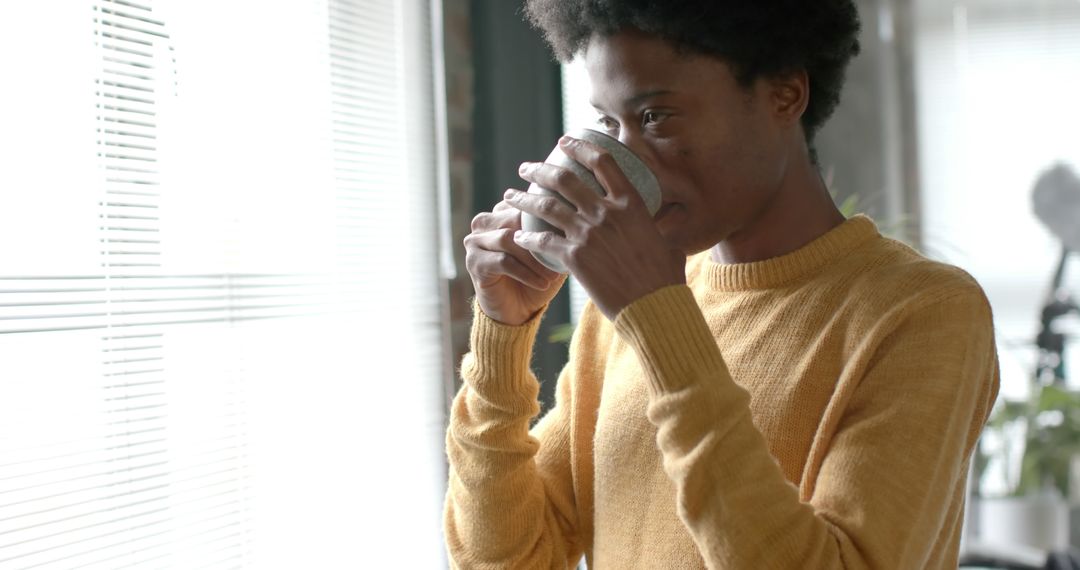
[
  {"xmin": 660, "ymin": 223, "xmax": 728, "ymax": 258},
  {"xmin": 657, "ymin": 225, "xmax": 699, "ymax": 256}
]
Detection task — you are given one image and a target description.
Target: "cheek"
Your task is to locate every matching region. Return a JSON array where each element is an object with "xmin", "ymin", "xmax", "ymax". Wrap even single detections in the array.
[
  {"xmin": 682, "ymin": 145, "xmax": 741, "ymax": 196},
  {"xmin": 639, "ymin": 141, "xmax": 694, "ymax": 195}
]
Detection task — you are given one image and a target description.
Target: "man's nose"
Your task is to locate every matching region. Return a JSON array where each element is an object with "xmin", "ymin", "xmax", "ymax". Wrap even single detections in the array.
[{"xmin": 617, "ymin": 131, "xmax": 660, "ymax": 176}]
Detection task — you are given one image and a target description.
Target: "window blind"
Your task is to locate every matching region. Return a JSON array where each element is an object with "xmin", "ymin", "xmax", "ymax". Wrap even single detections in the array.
[{"xmin": 0, "ymin": 1, "xmax": 447, "ymax": 568}]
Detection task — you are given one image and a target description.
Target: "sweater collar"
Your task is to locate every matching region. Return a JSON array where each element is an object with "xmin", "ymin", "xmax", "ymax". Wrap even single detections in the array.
[{"xmin": 702, "ymin": 214, "xmax": 880, "ymax": 291}]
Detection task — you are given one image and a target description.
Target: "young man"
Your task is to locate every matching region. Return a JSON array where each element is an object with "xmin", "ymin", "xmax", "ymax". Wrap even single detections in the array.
[{"xmin": 446, "ymin": 1, "xmax": 1000, "ymax": 568}]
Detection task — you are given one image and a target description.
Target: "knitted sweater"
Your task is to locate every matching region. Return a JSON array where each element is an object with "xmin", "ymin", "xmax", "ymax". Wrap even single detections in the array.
[{"xmin": 444, "ymin": 215, "xmax": 1000, "ymax": 569}]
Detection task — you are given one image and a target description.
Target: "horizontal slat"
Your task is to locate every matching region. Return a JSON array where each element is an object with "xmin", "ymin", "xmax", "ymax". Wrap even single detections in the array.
[
  {"xmin": 0, "ymin": 273, "xmax": 361, "ymax": 282},
  {"xmin": 104, "ymin": 179, "xmax": 160, "ymax": 190},
  {"xmin": 329, "ymin": 15, "xmax": 396, "ymax": 43},
  {"xmin": 103, "ymin": 165, "xmax": 158, "ymax": 177},
  {"xmin": 327, "ymin": 113, "xmax": 409, "ymax": 135},
  {"xmin": 99, "ymin": 222, "xmax": 159, "ymax": 231},
  {"xmin": 101, "ymin": 64, "xmax": 156, "ymax": 83},
  {"xmin": 100, "ymin": 41, "xmax": 153, "ymax": 59},
  {"xmin": 0, "ymin": 306, "xmax": 367, "ymax": 335},
  {"xmin": 0, "ymin": 417, "xmax": 241, "ymax": 468},
  {"xmin": 0, "ymin": 429, "xmax": 165, "ymax": 473},
  {"xmin": 329, "ymin": 108, "xmax": 407, "ymax": 133},
  {"xmin": 0, "ymin": 300, "xmax": 334, "ymax": 321},
  {"xmin": 100, "ymin": 140, "xmax": 159, "ymax": 156},
  {"xmin": 105, "ymin": 190, "xmax": 160, "ymax": 199},
  {"xmin": 0, "ymin": 437, "xmax": 168, "ymax": 486},
  {"xmin": 0, "ymin": 291, "xmax": 335, "ymax": 310},
  {"xmin": 328, "ymin": 23, "xmax": 395, "ymax": 49},
  {"xmin": 329, "ymin": 67, "xmax": 401, "ymax": 94},
  {"xmin": 0, "ymin": 484, "xmax": 170, "ymax": 546},
  {"xmin": 329, "ymin": 81, "xmax": 400, "ymax": 106},
  {"xmin": 99, "ymin": 115, "xmax": 156, "ymax": 132},
  {"xmin": 70, "ymin": 545, "xmax": 170, "ymax": 570},
  {"xmin": 98, "ymin": 7, "xmax": 166, "ymax": 28},
  {"xmin": 329, "ymin": 0, "xmax": 394, "ymax": 24},
  {"xmin": 98, "ymin": 104, "xmax": 156, "ymax": 121},
  {"xmin": 101, "ymin": 54, "xmax": 156, "ymax": 72},
  {"xmin": 98, "ymin": 30, "xmax": 153, "ymax": 48},
  {"xmin": 98, "ymin": 91, "xmax": 157, "ymax": 112},
  {"xmin": 1, "ymin": 495, "xmax": 170, "ymax": 548},
  {"xmin": 2, "ymin": 457, "xmax": 247, "ymax": 544},
  {"xmin": 1, "ymin": 279, "xmax": 343, "ymax": 295},
  {"xmin": 102, "ymin": 0, "xmax": 153, "ymax": 13},
  {"xmin": 0, "ymin": 461, "xmax": 170, "ymax": 513},
  {"xmin": 1, "ymin": 516, "xmax": 173, "ymax": 569},
  {"xmin": 86, "ymin": 503, "xmax": 250, "ymax": 569},
  {"xmin": 0, "ymin": 435, "xmax": 246, "ymax": 514},
  {"xmin": 99, "ymin": 125, "xmax": 157, "ymax": 139},
  {"xmin": 96, "ymin": 17, "xmax": 169, "ymax": 40},
  {"xmin": 328, "ymin": 50, "xmax": 397, "ymax": 79}
]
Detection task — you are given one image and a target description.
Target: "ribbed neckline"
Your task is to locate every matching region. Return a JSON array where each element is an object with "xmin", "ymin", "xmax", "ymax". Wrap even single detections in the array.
[{"xmin": 703, "ymin": 214, "xmax": 880, "ymax": 291}]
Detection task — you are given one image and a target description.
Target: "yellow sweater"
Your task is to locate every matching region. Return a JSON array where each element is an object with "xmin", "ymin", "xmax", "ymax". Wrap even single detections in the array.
[{"xmin": 444, "ymin": 215, "xmax": 1000, "ymax": 569}]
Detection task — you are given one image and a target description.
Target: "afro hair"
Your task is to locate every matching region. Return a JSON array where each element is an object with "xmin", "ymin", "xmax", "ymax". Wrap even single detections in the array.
[{"xmin": 523, "ymin": 0, "xmax": 862, "ymax": 146}]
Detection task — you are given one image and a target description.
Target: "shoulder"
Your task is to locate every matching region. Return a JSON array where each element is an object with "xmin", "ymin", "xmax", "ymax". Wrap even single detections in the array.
[
  {"xmin": 812, "ymin": 236, "xmax": 997, "ymax": 358},
  {"xmin": 845, "ymin": 236, "xmax": 992, "ymax": 318}
]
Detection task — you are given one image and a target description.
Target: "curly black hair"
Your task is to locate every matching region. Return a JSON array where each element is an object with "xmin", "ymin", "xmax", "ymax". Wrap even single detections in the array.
[{"xmin": 523, "ymin": 0, "xmax": 861, "ymax": 148}]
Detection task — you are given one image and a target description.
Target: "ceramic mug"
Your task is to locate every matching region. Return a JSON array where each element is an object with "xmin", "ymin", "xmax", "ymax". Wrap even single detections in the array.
[{"xmin": 520, "ymin": 128, "xmax": 662, "ymax": 273}]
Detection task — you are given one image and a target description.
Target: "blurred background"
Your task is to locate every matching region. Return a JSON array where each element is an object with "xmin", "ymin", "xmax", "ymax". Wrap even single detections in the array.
[{"xmin": 0, "ymin": 0, "xmax": 1077, "ymax": 568}]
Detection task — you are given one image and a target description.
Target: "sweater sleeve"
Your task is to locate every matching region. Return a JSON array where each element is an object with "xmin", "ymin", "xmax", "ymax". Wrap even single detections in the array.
[
  {"xmin": 443, "ymin": 302, "xmax": 584, "ymax": 569},
  {"xmin": 613, "ymin": 284, "xmax": 1000, "ymax": 569}
]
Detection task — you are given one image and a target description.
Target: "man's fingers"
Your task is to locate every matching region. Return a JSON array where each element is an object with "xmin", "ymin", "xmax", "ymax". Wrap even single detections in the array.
[
  {"xmin": 512, "ymin": 230, "xmax": 570, "ymax": 266},
  {"xmin": 468, "ymin": 247, "xmax": 550, "ymax": 291},
  {"xmin": 518, "ymin": 162, "xmax": 598, "ymax": 214},
  {"xmin": 558, "ymin": 136, "xmax": 641, "ymax": 207},
  {"xmin": 464, "ymin": 228, "xmax": 559, "ymax": 286},
  {"xmin": 471, "ymin": 200, "xmax": 523, "ymax": 232},
  {"xmin": 495, "ymin": 250, "xmax": 553, "ymax": 291},
  {"xmin": 503, "ymin": 188, "xmax": 579, "ymax": 234}
]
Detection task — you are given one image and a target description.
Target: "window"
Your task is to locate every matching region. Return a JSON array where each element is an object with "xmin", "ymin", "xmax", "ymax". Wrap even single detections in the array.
[
  {"xmin": 913, "ymin": 0, "xmax": 1080, "ymax": 402},
  {"xmin": 0, "ymin": 1, "xmax": 447, "ymax": 567}
]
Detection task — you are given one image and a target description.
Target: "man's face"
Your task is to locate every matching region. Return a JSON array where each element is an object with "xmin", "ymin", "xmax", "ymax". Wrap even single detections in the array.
[{"xmin": 583, "ymin": 29, "xmax": 796, "ymax": 255}]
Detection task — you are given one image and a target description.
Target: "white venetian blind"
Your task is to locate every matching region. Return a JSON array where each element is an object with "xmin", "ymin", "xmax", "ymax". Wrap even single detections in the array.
[{"xmin": 0, "ymin": 1, "xmax": 447, "ymax": 568}]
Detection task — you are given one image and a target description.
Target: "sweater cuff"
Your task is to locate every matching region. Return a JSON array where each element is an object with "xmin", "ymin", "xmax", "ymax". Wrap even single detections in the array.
[
  {"xmin": 462, "ymin": 300, "xmax": 547, "ymax": 396},
  {"xmin": 613, "ymin": 285, "xmax": 729, "ymax": 395}
]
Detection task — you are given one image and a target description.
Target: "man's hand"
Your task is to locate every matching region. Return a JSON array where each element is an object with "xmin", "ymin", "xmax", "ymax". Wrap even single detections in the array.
[
  {"xmin": 464, "ymin": 200, "xmax": 567, "ymax": 326},
  {"xmin": 507, "ymin": 136, "xmax": 686, "ymax": 321}
]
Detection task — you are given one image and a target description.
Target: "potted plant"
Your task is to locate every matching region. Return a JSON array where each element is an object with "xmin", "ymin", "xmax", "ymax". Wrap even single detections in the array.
[{"xmin": 976, "ymin": 383, "xmax": 1080, "ymax": 551}]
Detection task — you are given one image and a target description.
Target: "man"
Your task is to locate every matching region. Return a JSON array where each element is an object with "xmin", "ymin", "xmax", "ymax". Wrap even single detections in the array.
[{"xmin": 445, "ymin": 1, "xmax": 1000, "ymax": 568}]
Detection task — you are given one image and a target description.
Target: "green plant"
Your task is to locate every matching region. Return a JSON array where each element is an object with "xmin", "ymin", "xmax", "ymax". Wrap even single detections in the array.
[
  {"xmin": 548, "ymin": 322, "xmax": 575, "ymax": 344},
  {"xmin": 836, "ymin": 192, "xmax": 860, "ymax": 218},
  {"xmin": 979, "ymin": 384, "xmax": 1080, "ymax": 498}
]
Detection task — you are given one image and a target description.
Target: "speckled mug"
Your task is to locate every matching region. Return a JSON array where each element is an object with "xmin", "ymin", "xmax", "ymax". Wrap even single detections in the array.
[{"xmin": 520, "ymin": 128, "xmax": 662, "ymax": 273}]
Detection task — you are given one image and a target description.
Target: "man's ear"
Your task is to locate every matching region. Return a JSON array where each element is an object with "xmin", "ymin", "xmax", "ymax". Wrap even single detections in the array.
[{"xmin": 769, "ymin": 70, "xmax": 810, "ymax": 127}]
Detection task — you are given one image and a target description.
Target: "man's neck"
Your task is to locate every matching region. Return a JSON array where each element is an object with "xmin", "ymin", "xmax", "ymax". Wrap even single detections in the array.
[{"xmin": 710, "ymin": 166, "xmax": 845, "ymax": 265}]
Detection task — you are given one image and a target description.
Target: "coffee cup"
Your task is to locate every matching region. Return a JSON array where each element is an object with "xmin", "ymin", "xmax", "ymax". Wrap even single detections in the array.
[{"xmin": 520, "ymin": 128, "xmax": 661, "ymax": 273}]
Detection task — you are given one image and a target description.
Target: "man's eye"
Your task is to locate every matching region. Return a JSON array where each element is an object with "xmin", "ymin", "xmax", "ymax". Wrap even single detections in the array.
[
  {"xmin": 643, "ymin": 111, "xmax": 664, "ymax": 126},
  {"xmin": 596, "ymin": 116, "xmax": 619, "ymax": 132}
]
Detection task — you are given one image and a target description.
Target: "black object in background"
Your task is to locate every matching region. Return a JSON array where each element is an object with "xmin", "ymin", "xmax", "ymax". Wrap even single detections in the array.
[{"xmin": 470, "ymin": 0, "xmax": 570, "ymax": 415}]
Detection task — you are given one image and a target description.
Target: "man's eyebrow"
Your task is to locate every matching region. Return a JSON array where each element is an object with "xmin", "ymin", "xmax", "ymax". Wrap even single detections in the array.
[{"xmin": 589, "ymin": 89, "xmax": 674, "ymax": 112}]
